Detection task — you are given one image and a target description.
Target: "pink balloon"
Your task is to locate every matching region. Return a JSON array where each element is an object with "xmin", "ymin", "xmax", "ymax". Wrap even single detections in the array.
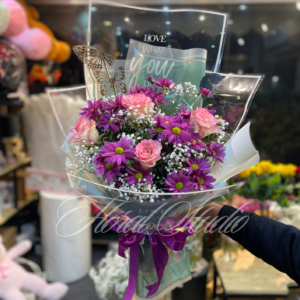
[
  {"xmin": 11, "ymin": 28, "xmax": 52, "ymax": 61},
  {"xmin": 2, "ymin": 0, "xmax": 27, "ymax": 37}
]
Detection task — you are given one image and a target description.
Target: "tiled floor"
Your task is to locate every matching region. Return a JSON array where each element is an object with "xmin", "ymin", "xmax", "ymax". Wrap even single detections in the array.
[{"xmin": 63, "ymin": 275, "xmax": 100, "ymax": 300}]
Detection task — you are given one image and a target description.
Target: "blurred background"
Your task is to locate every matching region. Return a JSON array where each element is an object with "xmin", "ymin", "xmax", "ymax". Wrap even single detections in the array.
[
  {"xmin": 32, "ymin": 1, "xmax": 300, "ymax": 164},
  {"xmin": 1, "ymin": 1, "xmax": 300, "ymax": 300}
]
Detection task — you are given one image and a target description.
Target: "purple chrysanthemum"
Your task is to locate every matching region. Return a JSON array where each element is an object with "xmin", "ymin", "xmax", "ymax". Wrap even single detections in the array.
[
  {"xmin": 80, "ymin": 98, "xmax": 103, "ymax": 121},
  {"xmin": 102, "ymin": 94, "xmax": 124, "ymax": 112},
  {"xmin": 147, "ymin": 75, "xmax": 155, "ymax": 84},
  {"xmin": 191, "ymin": 172, "xmax": 215, "ymax": 191},
  {"xmin": 206, "ymin": 141, "xmax": 226, "ymax": 165},
  {"xmin": 205, "ymin": 107, "xmax": 216, "ymax": 115},
  {"xmin": 198, "ymin": 88, "xmax": 211, "ymax": 98},
  {"xmin": 185, "ymin": 157, "xmax": 211, "ymax": 175},
  {"xmin": 189, "ymin": 139, "xmax": 206, "ymax": 152},
  {"xmin": 165, "ymin": 170, "xmax": 193, "ymax": 197},
  {"xmin": 128, "ymin": 84, "xmax": 147, "ymax": 95},
  {"xmin": 188, "ymin": 128, "xmax": 201, "ymax": 141},
  {"xmin": 188, "ymin": 128, "xmax": 206, "ymax": 152},
  {"xmin": 178, "ymin": 104, "xmax": 191, "ymax": 119},
  {"xmin": 145, "ymin": 87, "xmax": 166, "ymax": 106},
  {"xmin": 163, "ymin": 116, "xmax": 173, "ymax": 124},
  {"xmin": 154, "ymin": 77, "xmax": 176, "ymax": 89},
  {"xmin": 93, "ymin": 154, "xmax": 122, "ymax": 182},
  {"xmin": 163, "ymin": 115, "xmax": 182, "ymax": 125},
  {"xmin": 149, "ymin": 115, "xmax": 165, "ymax": 140},
  {"xmin": 98, "ymin": 113, "xmax": 123, "ymax": 133},
  {"xmin": 124, "ymin": 162, "xmax": 154, "ymax": 186},
  {"xmin": 161, "ymin": 119, "xmax": 191, "ymax": 145},
  {"xmin": 101, "ymin": 137, "xmax": 135, "ymax": 165}
]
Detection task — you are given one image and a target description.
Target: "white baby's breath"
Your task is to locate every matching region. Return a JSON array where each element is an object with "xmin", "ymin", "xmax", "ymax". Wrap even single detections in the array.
[{"xmin": 90, "ymin": 251, "xmax": 129, "ymax": 300}]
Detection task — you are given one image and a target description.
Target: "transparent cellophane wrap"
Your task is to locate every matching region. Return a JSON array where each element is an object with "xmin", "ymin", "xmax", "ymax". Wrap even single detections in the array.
[
  {"xmin": 47, "ymin": 1, "xmax": 264, "ymax": 298},
  {"xmin": 85, "ymin": 0, "xmax": 229, "ymax": 100},
  {"xmin": 50, "ymin": 73, "xmax": 261, "ymax": 299},
  {"xmin": 87, "ymin": 0, "xmax": 228, "ymax": 72}
]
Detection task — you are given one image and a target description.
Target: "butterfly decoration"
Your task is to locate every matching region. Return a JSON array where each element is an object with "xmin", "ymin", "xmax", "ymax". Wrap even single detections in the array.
[
  {"xmin": 73, "ymin": 45, "xmax": 115, "ymax": 70},
  {"xmin": 94, "ymin": 66, "xmax": 127, "ymax": 96},
  {"xmin": 73, "ymin": 45, "xmax": 127, "ymax": 96}
]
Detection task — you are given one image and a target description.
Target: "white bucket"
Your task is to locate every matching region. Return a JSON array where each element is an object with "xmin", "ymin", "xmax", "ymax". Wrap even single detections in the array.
[{"xmin": 40, "ymin": 191, "xmax": 91, "ymax": 283}]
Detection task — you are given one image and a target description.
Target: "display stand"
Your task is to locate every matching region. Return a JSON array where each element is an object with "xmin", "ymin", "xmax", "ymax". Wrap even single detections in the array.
[{"xmin": 213, "ymin": 249, "xmax": 298, "ymax": 300}]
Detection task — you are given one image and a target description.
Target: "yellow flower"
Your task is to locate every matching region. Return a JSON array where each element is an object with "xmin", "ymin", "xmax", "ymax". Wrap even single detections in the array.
[
  {"xmin": 256, "ymin": 160, "xmax": 274, "ymax": 176},
  {"xmin": 239, "ymin": 166, "xmax": 256, "ymax": 178},
  {"xmin": 286, "ymin": 164, "xmax": 297, "ymax": 176},
  {"xmin": 272, "ymin": 164, "xmax": 283, "ymax": 175},
  {"xmin": 239, "ymin": 169, "xmax": 251, "ymax": 179},
  {"xmin": 273, "ymin": 163, "xmax": 297, "ymax": 176},
  {"xmin": 254, "ymin": 210, "xmax": 261, "ymax": 216},
  {"xmin": 239, "ymin": 161, "xmax": 297, "ymax": 178}
]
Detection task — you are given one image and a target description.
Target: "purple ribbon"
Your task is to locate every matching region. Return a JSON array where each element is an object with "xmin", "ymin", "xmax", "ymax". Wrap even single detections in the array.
[{"xmin": 108, "ymin": 216, "xmax": 194, "ymax": 300}]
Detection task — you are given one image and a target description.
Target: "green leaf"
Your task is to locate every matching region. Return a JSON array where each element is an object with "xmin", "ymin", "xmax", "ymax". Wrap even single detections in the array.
[
  {"xmin": 265, "ymin": 174, "xmax": 281, "ymax": 186},
  {"xmin": 250, "ymin": 177, "xmax": 260, "ymax": 194},
  {"xmin": 280, "ymin": 197, "xmax": 288, "ymax": 207},
  {"xmin": 263, "ymin": 187, "xmax": 274, "ymax": 200},
  {"xmin": 273, "ymin": 188, "xmax": 283, "ymax": 194},
  {"xmin": 127, "ymin": 160, "xmax": 138, "ymax": 172},
  {"xmin": 155, "ymin": 160, "xmax": 164, "ymax": 167}
]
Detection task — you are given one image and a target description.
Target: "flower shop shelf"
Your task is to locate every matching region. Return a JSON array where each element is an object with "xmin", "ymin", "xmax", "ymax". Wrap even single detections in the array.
[
  {"xmin": 0, "ymin": 97, "xmax": 24, "ymax": 107},
  {"xmin": 0, "ymin": 198, "xmax": 36, "ymax": 226},
  {"xmin": 212, "ymin": 249, "xmax": 298, "ymax": 300},
  {"xmin": 0, "ymin": 156, "xmax": 32, "ymax": 178}
]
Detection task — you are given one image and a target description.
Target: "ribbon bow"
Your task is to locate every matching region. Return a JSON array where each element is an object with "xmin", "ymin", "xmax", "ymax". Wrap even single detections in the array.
[{"xmin": 108, "ymin": 217, "xmax": 194, "ymax": 300}]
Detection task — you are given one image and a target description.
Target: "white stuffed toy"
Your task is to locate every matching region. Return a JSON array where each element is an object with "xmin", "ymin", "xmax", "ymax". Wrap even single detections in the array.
[{"xmin": 0, "ymin": 236, "xmax": 69, "ymax": 300}]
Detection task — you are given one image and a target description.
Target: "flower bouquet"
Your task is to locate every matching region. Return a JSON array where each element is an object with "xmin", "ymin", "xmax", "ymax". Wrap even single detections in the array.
[
  {"xmin": 48, "ymin": 1, "xmax": 263, "ymax": 299},
  {"xmin": 68, "ymin": 79, "xmax": 228, "ymax": 201}
]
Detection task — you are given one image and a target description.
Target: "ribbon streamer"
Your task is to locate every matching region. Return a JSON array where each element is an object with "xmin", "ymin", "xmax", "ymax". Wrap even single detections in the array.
[{"xmin": 108, "ymin": 217, "xmax": 194, "ymax": 300}]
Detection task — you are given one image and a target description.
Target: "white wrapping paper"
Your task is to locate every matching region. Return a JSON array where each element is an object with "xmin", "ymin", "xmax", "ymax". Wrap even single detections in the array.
[
  {"xmin": 210, "ymin": 123, "xmax": 259, "ymax": 184},
  {"xmin": 40, "ymin": 191, "xmax": 91, "ymax": 283},
  {"xmin": 22, "ymin": 92, "xmax": 86, "ymax": 174}
]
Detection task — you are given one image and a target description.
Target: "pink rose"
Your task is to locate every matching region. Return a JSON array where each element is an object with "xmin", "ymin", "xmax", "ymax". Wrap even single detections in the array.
[
  {"xmin": 134, "ymin": 140, "xmax": 162, "ymax": 169},
  {"xmin": 121, "ymin": 93, "xmax": 154, "ymax": 120},
  {"xmin": 190, "ymin": 107, "xmax": 220, "ymax": 138},
  {"xmin": 69, "ymin": 116, "xmax": 99, "ymax": 145}
]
